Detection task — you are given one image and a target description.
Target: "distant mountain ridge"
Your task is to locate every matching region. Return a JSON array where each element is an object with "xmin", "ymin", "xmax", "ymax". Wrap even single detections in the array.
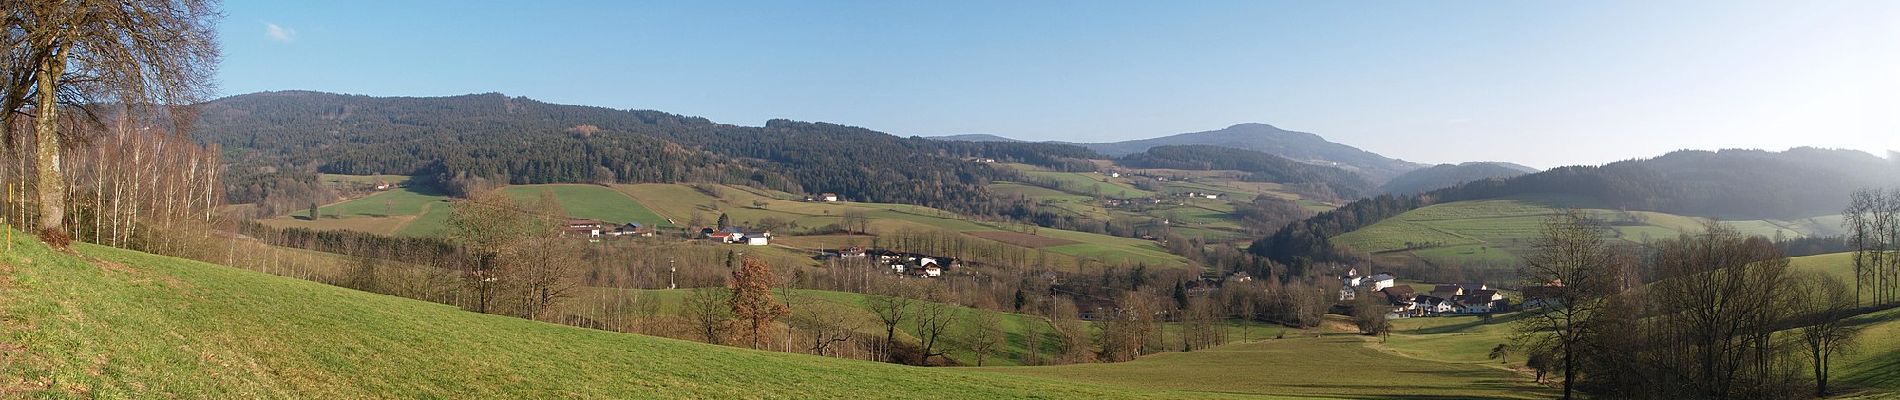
[
  {"xmin": 194, "ymin": 90, "xmax": 1102, "ymax": 220},
  {"xmin": 929, "ymin": 134, "xmax": 1022, "ymax": 142},
  {"xmin": 1251, "ymin": 147, "xmax": 1900, "ymax": 265},
  {"xmin": 1076, "ymin": 123, "xmax": 1427, "ymax": 183},
  {"xmin": 1379, "ymin": 162, "xmax": 1538, "ymax": 195},
  {"xmin": 1120, "ymin": 145, "xmax": 1375, "ymax": 199}
]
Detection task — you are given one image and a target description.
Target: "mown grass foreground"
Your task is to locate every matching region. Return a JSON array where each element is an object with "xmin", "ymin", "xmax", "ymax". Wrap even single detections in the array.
[{"xmin": 0, "ymin": 231, "xmax": 1239, "ymax": 399}]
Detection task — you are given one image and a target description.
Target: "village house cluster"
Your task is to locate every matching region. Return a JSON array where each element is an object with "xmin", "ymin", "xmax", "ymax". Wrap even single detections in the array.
[
  {"xmin": 701, "ymin": 227, "xmax": 771, "ymax": 246},
  {"xmin": 1337, "ymin": 269, "xmax": 1513, "ymax": 318},
  {"xmin": 562, "ymin": 219, "xmax": 654, "ymax": 240},
  {"xmin": 816, "ymin": 246, "xmax": 963, "ymax": 278}
]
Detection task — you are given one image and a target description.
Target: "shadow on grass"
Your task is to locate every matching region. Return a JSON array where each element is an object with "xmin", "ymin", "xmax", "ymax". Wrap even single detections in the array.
[
  {"xmin": 1842, "ymin": 348, "xmax": 1900, "ymax": 390},
  {"xmin": 1272, "ymin": 381, "xmax": 1541, "ymax": 400},
  {"xmin": 1406, "ymin": 312, "xmax": 1531, "ymax": 335}
]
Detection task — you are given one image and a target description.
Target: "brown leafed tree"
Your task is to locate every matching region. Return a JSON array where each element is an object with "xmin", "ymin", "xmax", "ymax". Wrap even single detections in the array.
[
  {"xmin": 6, "ymin": 0, "xmax": 220, "ymax": 245},
  {"xmin": 729, "ymin": 256, "xmax": 789, "ymax": 349}
]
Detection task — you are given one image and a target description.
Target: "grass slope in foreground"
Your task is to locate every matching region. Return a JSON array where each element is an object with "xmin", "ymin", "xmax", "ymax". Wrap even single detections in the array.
[
  {"xmin": 0, "ymin": 233, "xmax": 1231, "ymax": 399},
  {"xmin": 978, "ymin": 332, "xmax": 1552, "ymax": 399}
]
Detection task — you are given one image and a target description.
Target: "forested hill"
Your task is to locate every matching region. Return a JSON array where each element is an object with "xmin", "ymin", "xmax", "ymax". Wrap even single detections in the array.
[
  {"xmin": 928, "ymin": 134, "xmax": 1021, "ymax": 142},
  {"xmin": 1078, "ymin": 123, "xmax": 1425, "ymax": 183},
  {"xmin": 1120, "ymin": 145, "xmax": 1374, "ymax": 200},
  {"xmin": 1378, "ymin": 162, "xmax": 1536, "ymax": 195},
  {"xmin": 196, "ymin": 91, "xmax": 1100, "ymax": 217},
  {"xmin": 1251, "ymin": 147, "xmax": 1900, "ymax": 264}
]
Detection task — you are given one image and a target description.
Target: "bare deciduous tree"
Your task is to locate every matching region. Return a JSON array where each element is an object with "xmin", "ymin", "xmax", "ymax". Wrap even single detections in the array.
[
  {"xmin": 1514, "ymin": 209, "xmax": 1622, "ymax": 400},
  {"xmin": 910, "ymin": 287, "xmax": 958, "ymax": 365},
  {"xmin": 1793, "ymin": 273, "xmax": 1861, "ymax": 397},
  {"xmin": 963, "ymin": 310, "xmax": 1005, "ymax": 366},
  {"xmin": 7, "ymin": 0, "xmax": 219, "ymax": 245},
  {"xmin": 682, "ymin": 287, "xmax": 733, "ymax": 345},
  {"xmin": 862, "ymin": 282, "xmax": 916, "ymax": 363}
]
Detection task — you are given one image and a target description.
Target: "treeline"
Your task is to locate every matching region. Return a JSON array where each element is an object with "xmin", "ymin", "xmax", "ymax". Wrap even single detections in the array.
[
  {"xmin": 1377, "ymin": 162, "xmax": 1530, "ymax": 195},
  {"xmin": 230, "ymin": 189, "xmax": 1347, "ymax": 368},
  {"xmin": 1119, "ymin": 145, "xmax": 1373, "ymax": 200},
  {"xmin": 1249, "ymin": 194, "xmax": 1425, "ymax": 265},
  {"xmin": 1845, "ymin": 187, "xmax": 1900, "ymax": 307},
  {"xmin": 2, "ymin": 111, "xmax": 225, "ymax": 258},
  {"xmin": 1518, "ymin": 214, "xmax": 1881, "ymax": 398},
  {"xmin": 1251, "ymin": 148, "xmax": 1900, "ymax": 266},
  {"xmin": 196, "ymin": 92, "xmax": 1107, "ymax": 222},
  {"xmin": 1440, "ymin": 148, "xmax": 1896, "ymax": 220}
]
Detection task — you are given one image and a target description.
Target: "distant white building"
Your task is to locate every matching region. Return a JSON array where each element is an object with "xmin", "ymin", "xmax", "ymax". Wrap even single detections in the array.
[{"xmin": 1365, "ymin": 274, "xmax": 1396, "ymax": 291}]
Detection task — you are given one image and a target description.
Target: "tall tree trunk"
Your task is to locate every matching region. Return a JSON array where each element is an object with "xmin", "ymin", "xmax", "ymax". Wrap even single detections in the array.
[
  {"xmin": 32, "ymin": 43, "xmax": 69, "ymax": 243},
  {"xmin": 1562, "ymin": 344, "xmax": 1574, "ymax": 400}
]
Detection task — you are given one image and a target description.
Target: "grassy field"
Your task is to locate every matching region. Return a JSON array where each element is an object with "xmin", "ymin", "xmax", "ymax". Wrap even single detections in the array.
[
  {"xmin": 258, "ymin": 183, "xmax": 678, "ymax": 237},
  {"xmin": 1334, "ymin": 194, "xmax": 1849, "ymax": 267},
  {"xmin": 568, "ymin": 287, "xmax": 1286, "ymax": 368},
  {"xmin": 499, "ymin": 184, "xmax": 673, "ymax": 228},
  {"xmin": 1002, "ymin": 163, "xmax": 1153, "ymax": 200},
  {"xmin": 977, "ymin": 332, "xmax": 1552, "ymax": 399},
  {"xmin": 1788, "ymin": 252, "xmax": 1900, "ymax": 395},
  {"xmin": 250, "ymin": 181, "xmax": 1190, "ymax": 269},
  {"xmin": 616, "ymin": 183, "xmax": 1192, "ymax": 269},
  {"xmin": 0, "ymin": 230, "xmax": 1265, "ymax": 399},
  {"xmin": 989, "ymin": 163, "xmax": 1310, "ymax": 243},
  {"xmin": 1362, "ymin": 253, "xmax": 1900, "ymax": 396}
]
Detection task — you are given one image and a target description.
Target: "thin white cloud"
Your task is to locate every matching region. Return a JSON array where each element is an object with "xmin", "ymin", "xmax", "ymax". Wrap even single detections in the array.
[{"xmin": 265, "ymin": 22, "xmax": 296, "ymax": 43}]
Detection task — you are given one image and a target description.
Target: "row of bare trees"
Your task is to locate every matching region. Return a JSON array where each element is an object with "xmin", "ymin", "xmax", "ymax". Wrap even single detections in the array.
[
  {"xmin": 1844, "ymin": 187, "xmax": 1900, "ymax": 307},
  {"xmin": 1, "ymin": 115, "xmax": 223, "ymax": 256},
  {"xmin": 1516, "ymin": 211, "xmax": 1871, "ymax": 399}
]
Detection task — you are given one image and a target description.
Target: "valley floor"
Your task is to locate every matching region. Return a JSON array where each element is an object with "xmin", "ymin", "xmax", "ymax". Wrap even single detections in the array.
[{"xmin": 6, "ymin": 231, "xmax": 1892, "ymax": 398}]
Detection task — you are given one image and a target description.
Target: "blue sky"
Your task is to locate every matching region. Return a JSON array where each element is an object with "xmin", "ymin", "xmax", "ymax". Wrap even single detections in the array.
[{"xmin": 218, "ymin": 1, "xmax": 1899, "ymax": 168}]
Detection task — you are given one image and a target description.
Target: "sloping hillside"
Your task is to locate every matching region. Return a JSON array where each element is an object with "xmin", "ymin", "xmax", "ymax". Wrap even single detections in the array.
[
  {"xmin": 1253, "ymin": 148, "xmax": 1893, "ymax": 266},
  {"xmin": 1079, "ymin": 123, "xmax": 1424, "ymax": 183},
  {"xmin": 1118, "ymin": 145, "xmax": 1374, "ymax": 199},
  {"xmin": 929, "ymin": 134, "xmax": 1022, "ymax": 142},
  {"xmin": 979, "ymin": 323, "xmax": 1553, "ymax": 399},
  {"xmin": 200, "ymin": 91, "xmax": 1099, "ymax": 218},
  {"xmin": 0, "ymin": 232, "xmax": 1220, "ymax": 399},
  {"xmin": 1332, "ymin": 194, "xmax": 1846, "ymax": 267},
  {"xmin": 1379, "ymin": 162, "xmax": 1536, "ymax": 195},
  {"xmin": 1428, "ymin": 148, "xmax": 1897, "ymax": 220}
]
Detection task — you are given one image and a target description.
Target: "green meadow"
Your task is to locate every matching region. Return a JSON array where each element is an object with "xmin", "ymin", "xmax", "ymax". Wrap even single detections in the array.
[
  {"xmin": 498, "ymin": 184, "xmax": 674, "ymax": 228},
  {"xmin": 1334, "ymin": 194, "xmax": 1849, "ymax": 267},
  {"xmin": 0, "ymin": 229, "xmax": 1238, "ymax": 399},
  {"xmin": 616, "ymin": 183, "xmax": 1192, "ymax": 269}
]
